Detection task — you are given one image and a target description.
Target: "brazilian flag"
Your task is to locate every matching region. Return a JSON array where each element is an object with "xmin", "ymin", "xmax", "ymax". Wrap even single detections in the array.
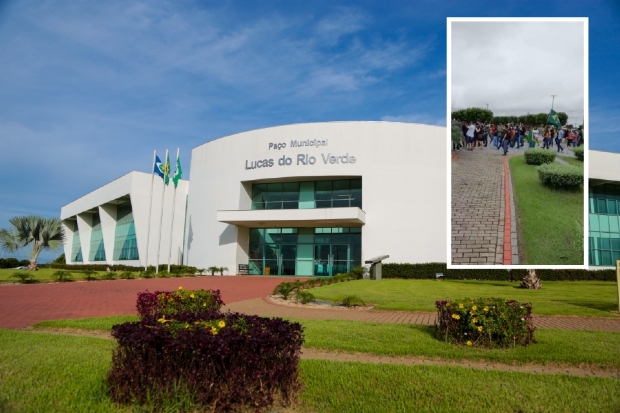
[{"xmin": 548, "ymin": 110, "xmax": 562, "ymax": 127}]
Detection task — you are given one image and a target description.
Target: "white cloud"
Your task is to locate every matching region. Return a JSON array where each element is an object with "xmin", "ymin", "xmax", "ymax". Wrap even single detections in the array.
[{"xmin": 450, "ymin": 20, "xmax": 585, "ymax": 123}]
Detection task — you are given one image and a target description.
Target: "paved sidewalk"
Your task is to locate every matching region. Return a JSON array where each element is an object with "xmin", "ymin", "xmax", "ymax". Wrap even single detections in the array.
[
  {"xmin": 224, "ymin": 297, "xmax": 620, "ymax": 332},
  {"xmin": 451, "ymin": 146, "xmax": 511, "ymax": 264}
]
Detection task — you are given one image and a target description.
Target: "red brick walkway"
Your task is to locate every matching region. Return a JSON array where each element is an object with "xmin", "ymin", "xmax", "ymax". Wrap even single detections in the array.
[
  {"xmin": 0, "ymin": 276, "xmax": 300, "ymax": 329},
  {"xmin": 225, "ymin": 297, "xmax": 620, "ymax": 332},
  {"xmin": 2, "ymin": 277, "xmax": 619, "ymax": 332}
]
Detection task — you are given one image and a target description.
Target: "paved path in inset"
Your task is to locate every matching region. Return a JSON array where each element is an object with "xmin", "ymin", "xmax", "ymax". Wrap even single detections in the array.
[
  {"xmin": 0, "ymin": 276, "xmax": 301, "ymax": 329},
  {"xmin": 451, "ymin": 146, "xmax": 511, "ymax": 264},
  {"xmin": 225, "ymin": 297, "xmax": 620, "ymax": 332}
]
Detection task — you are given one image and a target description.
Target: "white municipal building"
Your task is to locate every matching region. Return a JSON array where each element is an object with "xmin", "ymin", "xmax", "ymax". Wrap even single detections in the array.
[
  {"xmin": 60, "ymin": 121, "xmax": 618, "ymax": 272},
  {"xmin": 60, "ymin": 122, "xmax": 445, "ymax": 275}
]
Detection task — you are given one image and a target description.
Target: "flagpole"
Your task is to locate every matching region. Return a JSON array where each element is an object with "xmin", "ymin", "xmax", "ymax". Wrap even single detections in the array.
[
  {"xmin": 144, "ymin": 150, "xmax": 156, "ymax": 271},
  {"xmin": 156, "ymin": 149, "xmax": 168, "ymax": 274},
  {"xmin": 167, "ymin": 148, "xmax": 180, "ymax": 273}
]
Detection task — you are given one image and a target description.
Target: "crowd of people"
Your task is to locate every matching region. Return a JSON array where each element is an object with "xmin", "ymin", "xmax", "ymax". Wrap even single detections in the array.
[{"xmin": 452, "ymin": 121, "xmax": 584, "ymax": 156}]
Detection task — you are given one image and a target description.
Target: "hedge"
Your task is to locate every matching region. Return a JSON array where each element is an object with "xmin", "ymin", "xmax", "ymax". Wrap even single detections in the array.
[
  {"xmin": 381, "ymin": 263, "xmax": 616, "ymax": 281},
  {"xmin": 108, "ymin": 313, "xmax": 303, "ymax": 411},
  {"xmin": 0, "ymin": 258, "xmax": 30, "ymax": 269},
  {"xmin": 573, "ymin": 146, "xmax": 584, "ymax": 161},
  {"xmin": 108, "ymin": 288, "xmax": 303, "ymax": 411},
  {"xmin": 524, "ymin": 148, "xmax": 556, "ymax": 165},
  {"xmin": 536, "ymin": 163, "xmax": 583, "ymax": 188},
  {"xmin": 46, "ymin": 263, "xmax": 198, "ymax": 274}
]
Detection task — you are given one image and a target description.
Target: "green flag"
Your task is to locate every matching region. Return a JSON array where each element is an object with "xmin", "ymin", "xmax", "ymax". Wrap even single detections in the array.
[
  {"xmin": 172, "ymin": 155, "xmax": 182, "ymax": 188},
  {"xmin": 548, "ymin": 110, "xmax": 562, "ymax": 127},
  {"xmin": 163, "ymin": 153, "xmax": 171, "ymax": 186}
]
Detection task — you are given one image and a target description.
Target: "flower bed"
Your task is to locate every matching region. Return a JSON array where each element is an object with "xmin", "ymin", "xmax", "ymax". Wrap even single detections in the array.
[
  {"xmin": 435, "ymin": 298, "xmax": 535, "ymax": 348},
  {"xmin": 108, "ymin": 288, "xmax": 304, "ymax": 412},
  {"xmin": 136, "ymin": 286, "xmax": 224, "ymax": 319}
]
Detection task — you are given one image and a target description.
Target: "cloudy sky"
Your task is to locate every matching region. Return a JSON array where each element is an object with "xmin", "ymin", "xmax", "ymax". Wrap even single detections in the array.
[
  {"xmin": 0, "ymin": 0, "xmax": 619, "ymax": 261},
  {"xmin": 451, "ymin": 20, "xmax": 585, "ymax": 124}
]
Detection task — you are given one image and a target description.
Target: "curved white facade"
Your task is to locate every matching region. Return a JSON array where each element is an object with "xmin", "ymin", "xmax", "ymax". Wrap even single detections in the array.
[{"xmin": 184, "ymin": 121, "xmax": 447, "ymax": 273}]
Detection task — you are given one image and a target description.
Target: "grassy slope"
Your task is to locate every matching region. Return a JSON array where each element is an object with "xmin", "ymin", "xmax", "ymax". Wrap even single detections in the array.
[
  {"xmin": 1, "ymin": 329, "xmax": 619, "ymax": 413},
  {"xmin": 34, "ymin": 315, "xmax": 620, "ymax": 370},
  {"xmin": 509, "ymin": 155, "xmax": 584, "ymax": 264},
  {"xmin": 308, "ymin": 279, "xmax": 616, "ymax": 317}
]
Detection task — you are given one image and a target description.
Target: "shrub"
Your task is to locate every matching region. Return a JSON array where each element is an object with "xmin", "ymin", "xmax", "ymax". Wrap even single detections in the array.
[
  {"xmin": 196, "ymin": 268, "xmax": 206, "ymax": 276},
  {"xmin": 10, "ymin": 271, "xmax": 35, "ymax": 284},
  {"xmin": 51, "ymin": 270, "xmax": 73, "ymax": 282},
  {"xmin": 119, "ymin": 271, "xmax": 135, "ymax": 280},
  {"xmin": 218, "ymin": 266, "xmax": 228, "ymax": 276},
  {"xmin": 435, "ymin": 298, "xmax": 535, "ymax": 348},
  {"xmin": 573, "ymin": 146, "xmax": 584, "ymax": 161},
  {"xmin": 80, "ymin": 270, "xmax": 98, "ymax": 281},
  {"xmin": 207, "ymin": 266, "xmax": 219, "ymax": 276},
  {"xmin": 295, "ymin": 290, "xmax": 315, "ymax": 304},
  {"xmin": 108, "ymin": 289, "xmax": 304, "ymax": 412},
  {"xmin": 380, "ymin": 263, "xmax": 616, "ymax": 281},
  {"xmin": 524, "ymin": 148, "xmax": 556, "ymax": 165},
  {"xmin": 341, "ymin": 295, "xmax": 365, "ymax": 307},
  {"xmin": 108, "ymin": 312, "xmax": 303, "ymax": 411},
  {"xmin": 101, "ymin": 271, "xmax": 116, "ymax": 280},
  {"xmin": 349, "ymin": 265, "xmax": 367, "ymax": 279},
  {"xmin": 136, "ymin": 287, "xmax": 224, "ymax": 320},
  {"xmin": 273, "ymin": 282, "xmax": 295, "ymax": 300},
  {"xmin": 537, "ymin": 163, "xmax": 583, "ymax": 188}
]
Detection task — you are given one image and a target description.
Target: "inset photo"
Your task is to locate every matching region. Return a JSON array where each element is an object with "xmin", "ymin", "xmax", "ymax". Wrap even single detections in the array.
[{"xmin": 448, "ymin": 18, "xmax": 588, "ymax": 267}]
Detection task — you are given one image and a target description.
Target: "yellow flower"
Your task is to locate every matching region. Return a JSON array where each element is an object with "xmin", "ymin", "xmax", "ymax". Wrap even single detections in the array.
[
  {"xmin": 190, "ymin": 294, "xmax": 195, "ymax": 299},
  {"xmin": 445, "ymin": 302, "xmax": 450, "ymax": 307},
  {"xmin": 458, "ymin": 303, "xmax": 464, "ymax": 309},
  {"xmin": 185, "ymin": 324, "xmax": 189, "ymax": 329},
  {"xmin": 471, "ymin": 305, "xmax": 477, "ymax": 311},
  {"xmin": 477, "ymin": 326, "xmax": 483, "ymax": 332},
  {"xmin": 178, "ymin": 286, "xmax": 183, "ymax": 290},
  {"xmin": 218, "ymin": 321, "xmax": 225, "ymax": 328},
  {"xmin": 203, "ymin": 303, "xmax": 207, "ymax": 307},
  {"xmin": 157, "ymin": 316, "xmax": 170, "ymax": 323},
  {"xmin": 472, "ymin": 318, "xmax": 478, "ymax": 323},
  {"xmin": 211, "ymin": 327, "xmax": 218, "ymax": 335},
  {"xmin": 483, "ymin": 307, "xmax": 489, "ymax": 312},
  {"xmin": 451, "ymin": 314, "xmax": 460, "ymax": 320},
  {"xmin": 466, "ymin": 341, "xmax": 472, "ymax": 346}
]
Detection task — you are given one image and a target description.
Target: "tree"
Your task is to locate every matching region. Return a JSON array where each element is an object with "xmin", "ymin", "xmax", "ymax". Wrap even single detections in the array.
[
  {"xmin": 556, "ymin": 112, "xmax": 568, "ymax": 126},
  {"xmin": 0, "ymin": 216, "xmax": 65, "ymax": 270},
  {"xmin": 451, "ymin": 108, "xmax": 494, "ymax": 124}
]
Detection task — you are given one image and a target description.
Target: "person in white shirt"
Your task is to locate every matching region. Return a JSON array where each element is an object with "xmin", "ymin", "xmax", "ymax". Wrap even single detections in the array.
[{"xmin": 466, "ymin": 122, "xmax": 476, "ymax": 151}]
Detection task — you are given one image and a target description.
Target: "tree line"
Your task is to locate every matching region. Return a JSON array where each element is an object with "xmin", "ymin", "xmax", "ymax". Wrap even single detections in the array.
[{"xmin": 452, "ymin": 108, "xmax": 574, "ymax": 127}]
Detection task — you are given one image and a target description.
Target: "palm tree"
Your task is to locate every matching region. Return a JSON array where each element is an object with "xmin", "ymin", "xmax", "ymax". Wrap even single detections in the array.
[{"xmin": 0, "ymin": 216, "xmax": 65, "ymax": 270}]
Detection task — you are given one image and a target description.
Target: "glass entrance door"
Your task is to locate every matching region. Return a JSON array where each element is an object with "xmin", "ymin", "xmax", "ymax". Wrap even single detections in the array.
[
  {"xmin": 314, "ymin": 244, "xmax": 350, "ymax": 276},
  {"xmin": 264, "ymin": 244, "xmax": 296, "ymax": 275},
  {"xmin": 331, "ymin": 244, "xmax": 350, "ymax": 276}
]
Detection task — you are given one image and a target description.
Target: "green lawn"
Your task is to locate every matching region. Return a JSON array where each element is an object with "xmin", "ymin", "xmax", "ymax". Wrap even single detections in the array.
[
  {"xmin": 2, "ymin": 329, "xmax": 619, "ymax": 413},
  {"xmin": 509, "ymin": 155, "xmax": 583, "ymax": 264},
  {"xmin": 34, "ymin": 315, "xmax": 620, "ymax": 370},
  {"xmin": 300, "ymin": 360, "xmax": 620, "ymax": 413},
  {"xmin": 308, "ymin": 279, "xmax": 617, "ymax": 317},
  {"xmin": 0, "ymin": 268, "xmax": 108, "ymax": 283}
]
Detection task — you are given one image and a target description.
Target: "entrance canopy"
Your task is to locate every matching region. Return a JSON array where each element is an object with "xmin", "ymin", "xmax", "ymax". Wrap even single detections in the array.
[{"xmin": 217, "ymin": 207, "xmax": 366, "ymax": 228}]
